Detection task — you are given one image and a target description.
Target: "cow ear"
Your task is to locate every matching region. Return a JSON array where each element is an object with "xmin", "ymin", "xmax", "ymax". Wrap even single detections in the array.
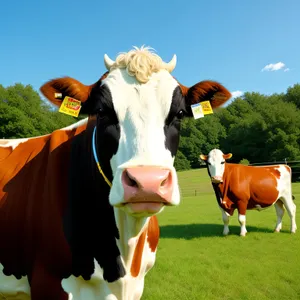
[
  {"xmin": 180, "ymin": 80, "xmax": 231, "ymax": 114},
  {"xmin": 223, "ymin": 153, "xmax": 232, "ymax": 160},
  {"xmin": 199, "ymin": 154, "xmax": 208, "ymax": 161},
  {"xmin": 40, "ymin": 77, "xmax": 93, "ymax": 107},
  {"xmin": 40, "ymin": 72, "xmax": 108, "ymax": 113}
]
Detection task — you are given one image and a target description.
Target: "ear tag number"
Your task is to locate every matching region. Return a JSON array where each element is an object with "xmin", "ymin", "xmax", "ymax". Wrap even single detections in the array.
[
  {"xmin": 59, "ymin": 96, "xmax": 82, "ymax": 117},
  {"xmin": 191, "ymin": 101, "xmax": 213, "ymax": 119},
  {"xmin": 200, "ymin": 101, "xmax": 213, "ymax": 115}
]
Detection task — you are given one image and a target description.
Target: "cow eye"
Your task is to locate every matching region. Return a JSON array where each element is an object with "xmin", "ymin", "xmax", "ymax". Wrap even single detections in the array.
[
  {"xmin": 208, "ymin": 162, "xmax": 211, "ymax": 165},
  {"xmin": 221, "ymin": 161, "xmax": 225, "ymax": 164},
  {"xmin": 97, "ymin": 108, "xmax": 105, "ymax": 118},
  {"xmin": 177, "ymin": 110, "xmax": 184, "ymax": 119}
]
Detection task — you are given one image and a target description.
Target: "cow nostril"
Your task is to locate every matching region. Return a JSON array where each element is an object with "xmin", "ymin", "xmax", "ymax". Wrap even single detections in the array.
[
  {"xmin": 161, "ymin": 178, "xmax": 167, "ymax": 186},
  {"xmin": 124, "ymin": 170, "xmax": 138, "ymax": 187},
  {"xmin": 160, "ymin": 171, "xmax": 171, "ymax": 187}
]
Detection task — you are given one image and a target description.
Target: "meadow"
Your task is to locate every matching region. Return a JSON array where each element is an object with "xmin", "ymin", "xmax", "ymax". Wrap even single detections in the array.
[{"xmin": 142, "ymin": 169, "xmax": 300, "ymax": 300}]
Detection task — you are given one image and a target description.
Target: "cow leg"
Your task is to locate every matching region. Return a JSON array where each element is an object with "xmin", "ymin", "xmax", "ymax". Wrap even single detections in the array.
[
  {"xmin": 236, "ymin": 202, "xmax": 248, "ymax": 236},
  {"xmin": 274, "ymin": 200, "xmax": 285, "ymax": 232},
  {"xmin": 238, "ymin": 214, "xmax": 247, "ymax": 236},
  {"xmin": 220, "ymin": 208, "xmax": 230, "ymax": 235},
  {"xmin": 29, "ymin": 262, "xmax": 68, "ymax": 300},
  {"xmin": 282, "ymin": 197, "xmax": 297, "ymax": 233}
]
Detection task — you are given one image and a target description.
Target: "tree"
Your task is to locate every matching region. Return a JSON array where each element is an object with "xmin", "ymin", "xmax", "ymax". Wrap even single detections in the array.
[
  {"xmin": 0, "ymin": 83, "xmax": 76, "ymax": 138},
  {"xmin": 174, "ymin": 150, "xmax": 191, "ymax": 171},
  {"xmin": 285, "ymin": 83, "xmax": 300, "ymax": 109},
  {"xmin": 219, "ymin": 91, "xmax": 300, "ymax": 162}
]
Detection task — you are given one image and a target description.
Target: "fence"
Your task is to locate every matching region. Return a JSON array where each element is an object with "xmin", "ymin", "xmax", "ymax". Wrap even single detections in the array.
[
  {"xmin": 250, "ymin": 160, "xmax": 300, "ymax": 182},
  {"xmin": 178, "ymin": 160, "xmax": 300, "ymax": 197}
]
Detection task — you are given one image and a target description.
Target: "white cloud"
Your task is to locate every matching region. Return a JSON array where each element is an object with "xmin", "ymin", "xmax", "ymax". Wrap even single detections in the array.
[
  {"xmin": 261, "ymin": 62, "xmax": 285, "ymax": 72},
  {"xmin": 231, "ymin": 90, "xmax": 244, "ymax": 99},
  {"xmin": 284, "ymin": 68, "xmax": 290, "ymax": 72}
]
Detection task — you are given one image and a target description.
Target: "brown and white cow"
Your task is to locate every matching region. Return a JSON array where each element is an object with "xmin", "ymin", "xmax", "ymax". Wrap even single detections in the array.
[
  {"xmin": 0, "ymin": 47, "xmax": 231, "ymax": 300},
  {"xmin": 200, "ymin": 149, "xmax": 297, "ymax": 236}
]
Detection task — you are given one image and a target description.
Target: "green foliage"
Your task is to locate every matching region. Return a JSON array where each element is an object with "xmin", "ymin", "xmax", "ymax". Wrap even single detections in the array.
[
  {"xmin": 239, "ymin": 158, "xmax": 250, "ymax": 165},
  {"xmin": 174, "ymin": 83, "xmax": 300, "ymax": 168},
  {"xmin": 285, "ymin": 83, "xmax": 300, "ymax": 109},
  {"xmin": 219, "ymin": 91, "xmax": 300, "ymax": 162},
  {"xmin": 0, "ymin": 83, "xmax": 76, "ymax": 138},
  {"xmin": 174, "ymin": 150, "xmax": 191, "ymax": 171},
  {"xmin": 179, "ymin": 115, "xmax": 226, "ymax": 168},
  {"xmin": 0, "ymin": 82, "xmax": 300, "ymax": 168}
]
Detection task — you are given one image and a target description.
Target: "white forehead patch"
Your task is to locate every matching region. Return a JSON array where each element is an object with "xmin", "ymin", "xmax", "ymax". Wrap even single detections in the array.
[
  {"xmin": 102, "ymin": 68, "xmax": 179, "ymax": 170},
  {"xmin": 208, "ymin": 149, "xmax": 224, "ymax": 163}
]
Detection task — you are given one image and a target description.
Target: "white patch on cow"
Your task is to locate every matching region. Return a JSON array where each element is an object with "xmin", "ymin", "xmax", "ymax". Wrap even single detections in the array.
[
  {"xmin": 238, "ymin": 214, "xmax": 247, "ymax": 236},
  {"xmin": 274, "ymin": 201, "xmax": 285, "ymax": 232},
  {"xmin": 0, "ymin": 118, "xmax": 88, "ymax": 151},
  {"xmin": 206, "ymin": 149, "xmax": 226, "ymax": 181},
  {"xmin": 62, "ymin": 215, "xmax": 156, "ymax": 300},
  {"xmin": 274, "ymin": 165, "xmax": 297, "ymax": 233},
  {"xmin": 0, "ymin": 138, "xmax": 30, "ymax": 150},
  {"xmin": 219, "ymin": 207, "xmax": 230, "ymax": 235},
  {"xmin": 102, "ymin": 68, "xmax": 180, "ymax": 209},
  {"xmin": 60, "ymin": 117, "xmax": 88, "ymax": 131},
  {"xmin": 0, "ymin": 264, "xmax": 31, "ymax": 299}
]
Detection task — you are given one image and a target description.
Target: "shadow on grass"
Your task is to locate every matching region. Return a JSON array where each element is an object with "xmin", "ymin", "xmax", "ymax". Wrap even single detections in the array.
[{"xmin": 159, "ymin": 223, "xmax": 278, "ymax": 239}]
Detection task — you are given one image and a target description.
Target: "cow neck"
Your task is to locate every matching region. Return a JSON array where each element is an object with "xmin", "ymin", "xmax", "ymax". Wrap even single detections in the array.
[
  {"xmin": 92, "ymin": 125, "xmax": 150, "ymax": 270},
  {"xmin": 92, "ymin": 126, "xmax": 112, "ymax": 187},
  {"xmin": 113, "ymin": 208, "xmax": 149, "ymax": 270}
]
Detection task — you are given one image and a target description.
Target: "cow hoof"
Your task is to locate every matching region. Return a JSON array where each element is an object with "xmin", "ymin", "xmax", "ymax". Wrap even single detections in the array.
[
  {"xmin": 240, "ymin": 232, "xmax": 247, "ymax": 237},
  {"xmin": 274, "ymin": 229, "xmax": 281, "ymax": 233}
]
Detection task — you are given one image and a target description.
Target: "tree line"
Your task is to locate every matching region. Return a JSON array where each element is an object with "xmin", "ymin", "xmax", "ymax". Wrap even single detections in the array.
[{"xmin": 0, "ymin": 82, "xmax": 299, "ymax": 171}]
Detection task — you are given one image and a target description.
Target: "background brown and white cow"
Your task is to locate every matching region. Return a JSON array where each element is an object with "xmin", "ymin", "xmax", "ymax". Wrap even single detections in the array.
[
  {"xmin": 200, "ymin": 149, "xmax": 297, "ymax": 236},
  {"xmin": 0, "ymin": 47, "xmax": 231, "ymax": 299}
]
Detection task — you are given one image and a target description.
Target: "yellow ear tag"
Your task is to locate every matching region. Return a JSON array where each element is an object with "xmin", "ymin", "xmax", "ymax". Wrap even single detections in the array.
[
  {"xmin": 191, "ymin": 103, "xmax": 204, "ymax": 119},
  {"xmin": 59, "ymin": 96, "xmax": 82, "ymax": 117},
  {"xmin": 200, "ymin": 101, "xmax": 213, "ymax": 115}
]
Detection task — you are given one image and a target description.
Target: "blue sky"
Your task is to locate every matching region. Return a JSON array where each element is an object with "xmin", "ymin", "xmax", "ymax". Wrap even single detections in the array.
[{"xmin": 1, "ymin": 0, "xmax": 300, "ymax": 105}]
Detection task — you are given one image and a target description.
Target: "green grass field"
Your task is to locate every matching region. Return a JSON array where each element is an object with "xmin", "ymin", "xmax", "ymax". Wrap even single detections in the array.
[{"xmin": 142, "ymin": 169, "xmax": 300, "ymax": 300}]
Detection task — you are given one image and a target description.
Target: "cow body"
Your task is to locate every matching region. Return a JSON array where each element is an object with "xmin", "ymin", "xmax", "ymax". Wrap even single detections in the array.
[
  {"xmin": 0, "ymin": 47, "xmax": 231, "ymax": 299},
  {"xmin": 0, "ymin": 119, "xmax": 158, "ymax": 300},
  {"xmin": 200, "ymin": 149, "xmax": 297, "ymax": 236}
]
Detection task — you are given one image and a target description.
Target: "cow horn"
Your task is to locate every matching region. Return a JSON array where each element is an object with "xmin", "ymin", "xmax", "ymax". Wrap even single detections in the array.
[
  {"xmin": 164, "ymin": 54, "xmax": 177, "ymax": 73},
  {"xmin": 104, "ymin": 54, "xmax": 115, "ymax": 71}
]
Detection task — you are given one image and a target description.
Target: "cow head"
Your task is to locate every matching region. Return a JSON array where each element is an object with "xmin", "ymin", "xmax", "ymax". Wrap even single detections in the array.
[
  {"xmin": 200, "ymin": 149, "xmax": 232, "ymax": 183},
  {"xmin": 41, "ymin": 47, "xmax": 231, "ymax": 217}
]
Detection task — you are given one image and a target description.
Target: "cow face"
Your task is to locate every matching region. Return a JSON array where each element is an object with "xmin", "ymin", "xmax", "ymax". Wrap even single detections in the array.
[
  {"xmin": 200, "ymin": 149, "xmax": 232, "ymax": 183},
  {"xmin": 41, "ymin": 47, "xmax": 232, "ymax": 218}
]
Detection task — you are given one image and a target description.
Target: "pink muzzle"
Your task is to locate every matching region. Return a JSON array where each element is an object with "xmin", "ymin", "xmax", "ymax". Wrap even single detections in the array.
[
  {"xmin": 211, "ymin": 176, "xmax": 223, "ymax": 183},
  {"xmin": 121, "ymin": 166, "xmax": 174, "ymax": 213}
]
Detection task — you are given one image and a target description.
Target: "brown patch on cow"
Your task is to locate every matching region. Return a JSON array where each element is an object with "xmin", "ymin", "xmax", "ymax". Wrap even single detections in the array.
[
  {"xmin": 178, "ymin": 82, "xmax": 189, "ymax": 97},
  {"xmin": 40, "ymin": 72, "xmax": 109, "ymax": 107},
  {"xmin": 0, "ymin": 146, "xmax": 13, "ymax": 162},
  {"xmin": 175, "ymin": 79, "xmax": 231, "ymax": 108},
  {"xmin": 215, "ymin": 163, "xmax": 280, "ymax": 216},
  {"xmin": 270, "ymin": 168, "xmax": 281, "ymax": 179},
  {"xmin": 0, "ymin": 122, "xmax": 87, "ymax": 280},
  {"xmin": 147, "ymin": 216, "xmax": 160, "ymax": 252},
  {"xmin": 186, "ymin": 81, "xmax": 231, "ymax": 108},
  {"xmin": 130, "ymin": 230, "xmax": 147, "ymax": 277},
  {"xmin": 285, "ymin": 165, "xmax": 291, "ymax": 173}
]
